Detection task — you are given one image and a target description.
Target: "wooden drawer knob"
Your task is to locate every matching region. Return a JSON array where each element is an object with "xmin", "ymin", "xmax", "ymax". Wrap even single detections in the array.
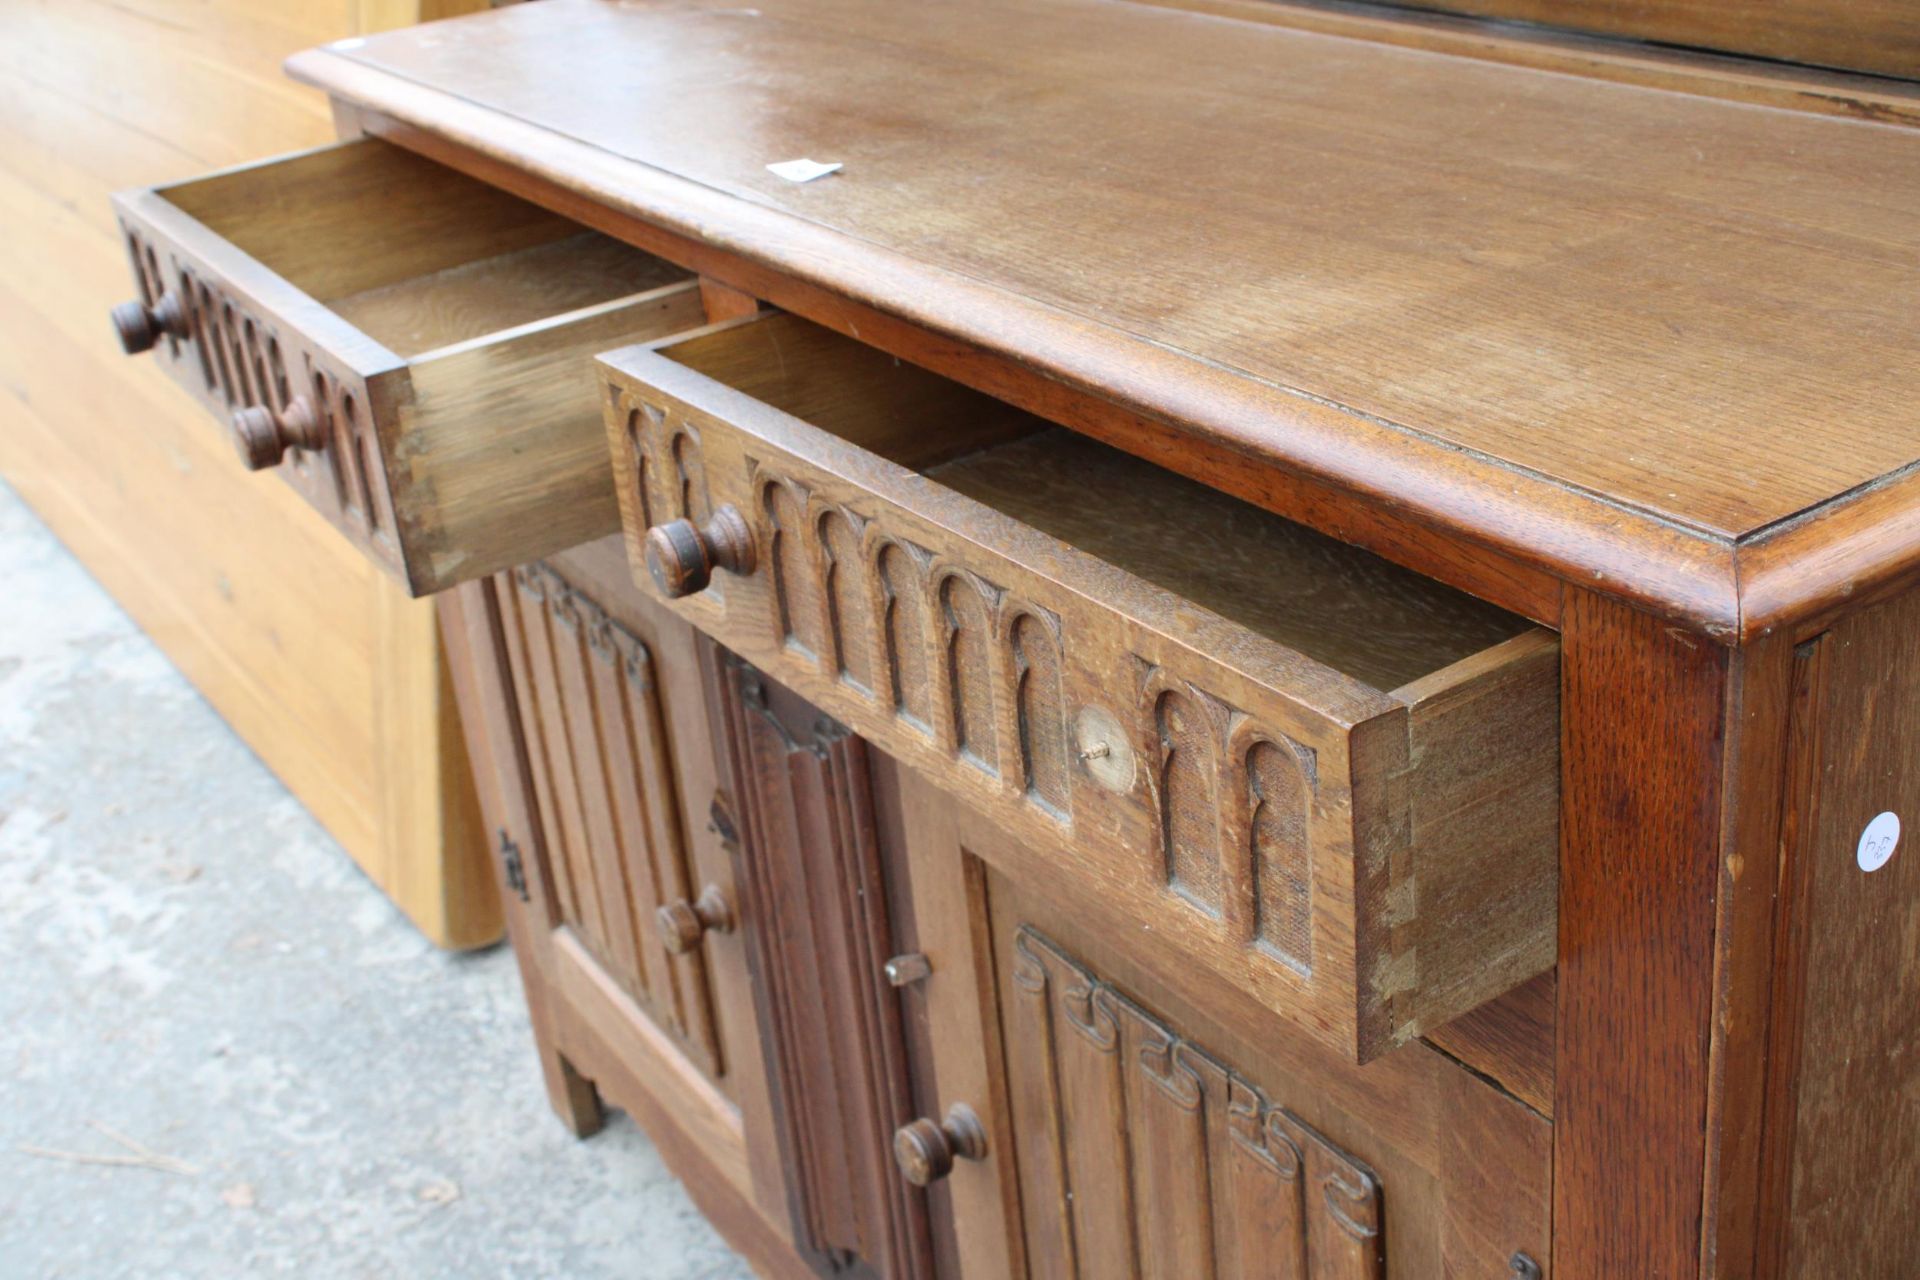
[
  {"xmin": 657, "ymin": 883, "xmax": 735, "ymax": 954},
  {"xmin": 111, "ymin": 292, "xmax": 189, "ymax": 354},
  {"xmin": 230, "ymin": 397, "xmax": 325, "ymax": 471},
  {"xmin": 644, "ymin": 506, "xmax": 754, "ymax": 598},
  {"xmin": 893, "ymin": 1104, "xmax": 987, "ymax": 1187}
]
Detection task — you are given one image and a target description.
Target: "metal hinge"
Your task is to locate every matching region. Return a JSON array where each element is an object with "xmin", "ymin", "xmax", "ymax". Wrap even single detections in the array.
[
  {"xmin": 497, "ymin": 829, "xmax": 529, "ymax": 902},
  {"xmin": 708, "ymin": 793, "xmax": 740, "ymax": 851}
]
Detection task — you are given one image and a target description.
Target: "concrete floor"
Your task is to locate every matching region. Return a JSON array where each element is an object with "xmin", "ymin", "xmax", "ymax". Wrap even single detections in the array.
[{"xmin": 0, "ymin": 482, "xmax": 754, "ymax": 1280}]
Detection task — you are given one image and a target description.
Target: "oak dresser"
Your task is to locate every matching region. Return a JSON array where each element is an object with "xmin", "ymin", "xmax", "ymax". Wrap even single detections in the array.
[{"xmin": 109, "ymin": 0, "xmax": 1920, "ymax": 1274}]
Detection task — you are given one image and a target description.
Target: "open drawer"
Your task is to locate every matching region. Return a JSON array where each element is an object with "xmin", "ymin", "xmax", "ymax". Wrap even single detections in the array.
[
  {"xmin": 598, "ymin": 313, "xmax": 1560, "ymax": 1063},
  {"xmin": 110, "ymin": 138, "xmax": 707, "ymax": 595}
]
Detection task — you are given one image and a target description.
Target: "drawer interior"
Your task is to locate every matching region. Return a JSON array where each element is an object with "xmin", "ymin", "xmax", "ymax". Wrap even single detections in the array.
[
  {"xmin": 124, "ymin": 137, "xmax": 709, "ymax": 594},
  {"xmin": 655, "ymin": 314, "xmax": 1532, "ymax": 691},
  {"xmin": 158, "ymin": 139, "xmax": 687, "ymax": 357}
]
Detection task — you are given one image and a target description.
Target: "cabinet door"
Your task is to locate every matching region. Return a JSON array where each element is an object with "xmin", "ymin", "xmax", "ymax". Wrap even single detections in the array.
[
  {"xmin": 892, "ymin": 765, "xmax": 1552, "ymax": 1280},
  {"xmin": 705, "ymin": 647, "xmax": 945, "ymax": 1279},
  {"xmin": 494, "ymin": 556, "xmax": 730, "ymax": 1075},
  {"xmin": 444, "ymin": 538, "xmax": 753, "ymax": 1102}
]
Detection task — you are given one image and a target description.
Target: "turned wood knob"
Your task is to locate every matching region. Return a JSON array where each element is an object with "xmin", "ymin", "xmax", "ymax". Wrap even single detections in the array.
[
  {"xmin": 657, "ymin": 884, "xmax": 735, "ymax": 954},
  {"xmin": 230, "ymin": 397, "xmax": 325, "ymax": 471},
  {"xmin": 893, "ymin": 1104, "xmax": 987, "ymax": 1187},
  {"xmin": 644, "ymin": 506, "xmax": 754, "ymax": 598},
  {"xmin": 111, "ymin": 292, "xmax": 190, "ymax": 354}
]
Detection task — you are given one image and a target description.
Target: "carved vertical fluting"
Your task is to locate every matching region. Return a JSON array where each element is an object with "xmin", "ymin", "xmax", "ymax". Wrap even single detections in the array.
[
  {"xmin": 498, "ymin": 563, "xmax": 724, "ymax": 1077},
  {"xmin": 598, "ymin": 613, "xmax": 723, "ymax": 1077},
  {"xmin": 1244, "ymin": 735, "xmax": 1315, "ymax": 970},
  {"xmin": 1223, "ymin": 1076, "xmax": 1308, "ymax": 1278},
  {"xmin": 818, "ymin": 507, "xmax": 876, "ymax": 693},
  {"xmin": 876, "ymin": 540, "xmax": 934, "ymax": 733},
  {"xmin": 1154, "ymin": 685, "xmax": 1225, "ymax": 914},
  {"xmin": 586, "ymin": 616, "xmax": 674, "ymax": 1022},
  {"xmin": 761, "ymin": 476, "xmax": 825, "ymax": 659},
  {"xmin": 669, "ymin": 424, "xmax": 709, "ymax": 523},
  {"xmin": 1010, "ymin": 609, "xmax": 1072, "ymax": 818},
  {"xmin": 711, "ymin": 655, "xmax": 933, "ymax": 1280},
  {"xmin": 1283, "ymin": 1112, "xmax": 1386, "ymax": 1278},
  {"xmin": 939, "ymin": 570, "xmax": 1001, "ymax": 775},
  {"xmin": 548, "ymin": 578, "xmax": 650, "ymax": 994},
  {"xmin": 624, "ymin": 405, "xmax": 657, "ymax": 529},
  {"xmin": 1051, "ymin": 952, "xmax": 1135, "ymax": 1280},
  {"xmin": 506, "ymin": 564, "xmax": 606, "ymax": 947},
  {"xmin": 495, "ymin": 567, "xmax": 579, "ymax": 930},
  {"xmin": 1128, "ymin": 1018, "xmax": 1218, "ymax": 1278},
  {"xmin": 1003, "ymin": 928, "xmax": 1384, "ymax": 1280}
]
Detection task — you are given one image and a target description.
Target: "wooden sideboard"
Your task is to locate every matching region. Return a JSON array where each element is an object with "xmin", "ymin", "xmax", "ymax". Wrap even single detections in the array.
[{"xmin": 106, "ymin": 0, "xmax": 1920, "ymax": 1274}]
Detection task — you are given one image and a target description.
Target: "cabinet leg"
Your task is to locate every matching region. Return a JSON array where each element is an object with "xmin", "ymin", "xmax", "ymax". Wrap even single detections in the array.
[{"xmin": 541, "ymin": 1045, "xmax": 605, "ymax": 1138}]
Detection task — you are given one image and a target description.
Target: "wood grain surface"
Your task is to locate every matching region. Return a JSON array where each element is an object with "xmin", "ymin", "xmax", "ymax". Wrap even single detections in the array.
[
  {"xmin": 159, "ymin": 136, "xmax": 581, "ymax": 306},
  {"xmin": 1555, "ymin": 590, "xmax": 1728, "ymax": 1278},
  {"xmin": 331, "ymin": 231, "xmax": 686, "ymax": 357},
  {"xmin": 932, "ymin": 428, "xmax": 1529, "ymax": 690},
  {"xmin": 1369, "ymin": 0, "xmax": 1920, "ymax": 80},
  {"xmin": 1139, "ymin": 0, "xmax": 1920, "ymax": 127},
  {"xmin": 284, "ymin": 0, "xmax": 1920, "ymax": 637},
  {"xmin": 1761, "ymin": 589, "xmax": 1920, "ymax": 1276},
  {"xmin": 304, "ymin": 0, "xmax": 1920, "ymax": 546}
]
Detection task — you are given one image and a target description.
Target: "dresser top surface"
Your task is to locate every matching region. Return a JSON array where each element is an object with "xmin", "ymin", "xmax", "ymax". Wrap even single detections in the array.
[{"xmin": 295, "ymin": 0, "xmax": 1920, "ymax": 633}]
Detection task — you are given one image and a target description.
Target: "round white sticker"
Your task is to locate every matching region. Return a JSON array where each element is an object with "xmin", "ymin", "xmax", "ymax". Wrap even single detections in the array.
[{"xmin": 1857, "ymin": 811, "xmax": 1901, "ymax": 873}]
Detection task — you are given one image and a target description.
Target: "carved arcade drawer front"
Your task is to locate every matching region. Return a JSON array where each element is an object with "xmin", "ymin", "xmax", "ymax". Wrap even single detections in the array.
[
  {"xmin": 598, "ymin": 312, "xmax": 1562, "ymax": 1064},
  {"xmin": 491, "ymin": 557, "xmax": 726, "ymax": 1081},
  {"xmin": 110, "ymin": 137, "xmax": 706, "ymax": 596}
]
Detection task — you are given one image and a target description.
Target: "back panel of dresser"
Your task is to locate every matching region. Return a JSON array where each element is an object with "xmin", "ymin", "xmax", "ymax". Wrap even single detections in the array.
[{"xmin": 1296, "ymin": 0, "xmax": 1920, "ymax": 79}]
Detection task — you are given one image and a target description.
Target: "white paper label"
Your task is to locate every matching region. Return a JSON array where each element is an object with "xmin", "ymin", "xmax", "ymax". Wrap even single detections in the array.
[
  {"xmin": 1858, "ymin": 810, "xmax": 1901, "ymax": 873},
  {"xmin": 766, "ymin": 158, "xmax": 842, "ymax": 184}
]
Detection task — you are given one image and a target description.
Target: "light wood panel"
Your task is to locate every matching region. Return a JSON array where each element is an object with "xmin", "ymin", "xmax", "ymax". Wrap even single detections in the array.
[{"xmin": 0, "ymin": 0, "xmax": 499, "ymax": 946}]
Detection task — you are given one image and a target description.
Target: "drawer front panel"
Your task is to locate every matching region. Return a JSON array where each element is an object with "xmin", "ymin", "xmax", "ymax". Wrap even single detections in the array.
[
  {"xmin": 117, "ymin": 209, "xmax": 404, "ymax": 563},
  {"xmin": 598, "ymin": 319, "xmax": 1560, "ymax": 1063},
  {"xmin": 111, "ymin": 139, "xmax": 705, "ymax": 594},
  {"xmin": 496, "ymin": 559, "xmax": 723, "ymax": 1079}
]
